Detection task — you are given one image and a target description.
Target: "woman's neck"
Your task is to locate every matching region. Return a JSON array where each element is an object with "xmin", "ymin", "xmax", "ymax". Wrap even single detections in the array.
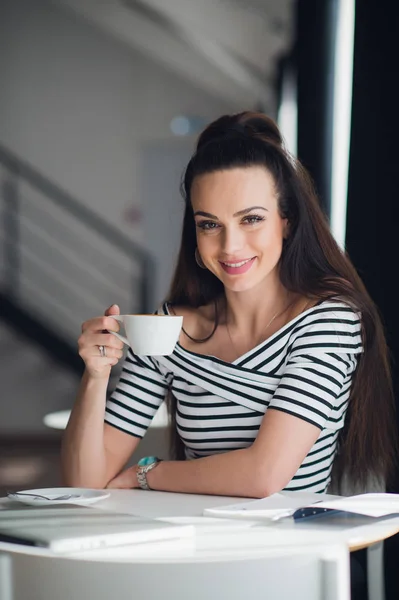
[{"xmin": 222, "ymin": 278, "xmax": 294, "ymax": 337}]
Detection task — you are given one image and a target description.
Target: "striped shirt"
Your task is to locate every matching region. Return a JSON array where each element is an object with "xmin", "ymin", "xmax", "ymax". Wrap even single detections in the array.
[{"xmin": 105, "ymin": 300, "xmax": 363, "ymax": 493}]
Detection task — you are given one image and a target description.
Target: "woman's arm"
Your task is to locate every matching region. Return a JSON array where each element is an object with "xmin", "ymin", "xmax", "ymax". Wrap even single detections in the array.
[
  {"xmin": 62, "ymin": 304, "xmax": 172, "ymax": 487},
  {"xmin": 108, "ymin": 304, "xmax": 361, "ymax": 496},
  {"xmin": 107, "ymin": 408, "xmax": 321, "ymax": 497},
  {"xmin": 108, "ymin": 348, "xmax": 357, "ymax": 496},
  {"xmin": 61, "ymin": 370, "xmax": 140, "ymax": 488},
  {"xmin": 61, "ymin": 305, "xmax": 142, "ymax": 488}
]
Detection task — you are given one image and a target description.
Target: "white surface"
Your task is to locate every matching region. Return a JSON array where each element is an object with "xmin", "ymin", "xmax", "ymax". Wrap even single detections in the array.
[
  {"xmin": 0, "ymin": 508, "xmax": 194, "ymax": 555},
  {"xmin": 0, "ymin": 552, "xmax": 13, "ymax": 600},
  {"xmin": 43, "ymin": 401, "xmax": 169, "ymax": 430},
  {"xmin": 43, "ymin": 410, "xmax": 71, "ymax": 430},
  {"xmin": 0, "ymin": 488, "xmax": 395, "ymax": 600},
  {"xmin": 6, "ymin": 488, "xmax": 110, "ymax": 506},
  {"xmin": 1, "ymin": 489, "xmax": 398, "ymax": 562},
  {"xmin": 204, "ymin": 491, "xmax": 399, "ymax": 519},
  {"xmin": 203, "ymin": 491, "xmax": 326, "ymax": 519},
  {"xmin": 315, "ymin": 493, "xmax": 399, "ymax": 518},
  {"xmin": 368, "ymin": 542, "xmax": 385, "ymax": 600},
  {"xmin": 110, "ymin": 314, "xmax": 183, "ymax": 355},
  {"xmin": 7, "ymin": 543, "xmax": 350, "ymax": 600},
  {"xmin": 51, "ymin": 0, "xmax": 282, "ymax": 108}
]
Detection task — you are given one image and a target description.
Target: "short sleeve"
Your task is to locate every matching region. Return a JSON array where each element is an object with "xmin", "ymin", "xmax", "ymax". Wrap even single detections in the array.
[
  {"xmin": 268, "ymin": 302, "xmax": 363, "ymax": 430},
  {"xmin": 105, "ymin": 349, "xmax": 170, "ymax": 438},
  {"xmin": 288, "ymin": 301, "xmax": 363, "ymax": 358},
  {"xmin": 155, "ymin": 302, "xmax": 170, "ymax": 316},
  {"xmin": 268, "ymin": 351, "xmax": 359, "ymax": 429}
]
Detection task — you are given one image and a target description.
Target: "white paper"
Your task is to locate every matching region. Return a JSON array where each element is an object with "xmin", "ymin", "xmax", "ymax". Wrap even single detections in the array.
[
  {"xmin": 203, "ymin": 492, "xmax": 322, "ymax": 519},
  {"xmin": 204, "ymin": 492, "xmax": 399, "ymax": 520}
]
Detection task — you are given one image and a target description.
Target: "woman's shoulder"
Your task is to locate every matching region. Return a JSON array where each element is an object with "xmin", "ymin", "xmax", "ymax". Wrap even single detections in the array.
[
  {"xmin": 307, "ymin": 297, "xmax": 362, "ymax": 323},
  {"xmin": 283, "ymin": 295, "xmax": 361, "ymax": 332},
  {"xmin": 288, "ymin": 296, "xmax": 363, "ymax": 355},
  {"xmin": 292, "ymin": 297, "xmax": 362, "ymax": 334},
  {"xmin": 157, "ymin": 300, "xmax": 213, "ymax": 319},
  {"xmin": 157, "ymin": 300, "xmax": 217, "ymax": 341}
]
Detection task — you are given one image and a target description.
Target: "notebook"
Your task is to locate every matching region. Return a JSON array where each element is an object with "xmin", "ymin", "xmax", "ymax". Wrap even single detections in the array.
[
  {"xmin": 203, "ymin": 492, "xmax": 399, "ymax": 521},
  {"xmin": 0, "ymin": 505, "xmax": 194, "ymax": 554}
]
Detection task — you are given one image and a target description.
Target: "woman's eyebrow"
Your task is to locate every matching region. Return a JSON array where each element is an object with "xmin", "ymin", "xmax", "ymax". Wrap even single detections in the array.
[
  {"xmin": 194, "ymin": 206, "xmax": 268, "ymax": 219},
  {"xmin": 233, "ymin": 206, "xmax": 268, "ymax": 217}
]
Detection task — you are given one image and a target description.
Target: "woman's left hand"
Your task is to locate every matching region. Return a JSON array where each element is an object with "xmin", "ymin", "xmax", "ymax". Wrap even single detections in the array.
[{"xmin": 106, "ymin": 465, "xmax": 139, "ymax": 489}]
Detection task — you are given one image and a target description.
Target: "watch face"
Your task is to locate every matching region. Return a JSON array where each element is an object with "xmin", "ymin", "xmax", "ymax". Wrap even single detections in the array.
[{"xmin": 138, "ymin": 456, "xmax": 158, "ymax": 467}]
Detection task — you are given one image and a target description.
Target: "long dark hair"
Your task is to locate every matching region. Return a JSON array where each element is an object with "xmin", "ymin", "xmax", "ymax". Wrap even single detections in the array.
[{"xmin": 166, "ymin": 111, "xmax": 397, "ymax": 489}]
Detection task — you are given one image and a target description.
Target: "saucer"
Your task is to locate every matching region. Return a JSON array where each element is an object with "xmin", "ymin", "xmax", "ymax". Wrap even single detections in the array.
[{"xmin": 7, "ymin": 487, "xmax": 110, "ymax": 506}]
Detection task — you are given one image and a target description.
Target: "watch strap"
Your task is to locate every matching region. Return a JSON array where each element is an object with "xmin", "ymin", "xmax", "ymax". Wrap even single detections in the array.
[{"xmin": 136, "ymin": 459, "xmax": 161, "ymax": 490}]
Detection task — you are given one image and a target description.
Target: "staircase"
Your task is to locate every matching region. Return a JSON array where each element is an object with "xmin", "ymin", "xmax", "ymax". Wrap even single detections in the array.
[
  {"xmin": 0, "ymin": 320, "xmax": 80, "ymax": 436},
  {"xmin": 0, "ymin": 143, "xmax": 155, "ymax": 439}
]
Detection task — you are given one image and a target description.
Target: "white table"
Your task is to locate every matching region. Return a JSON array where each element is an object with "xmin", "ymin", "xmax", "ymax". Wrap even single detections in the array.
[
  {"xmin": 91, "ymin": 489, "xmax": 399, "ymax": 553},
  {"xmin": 1, "ymin": 489, "xmax": 399, "ymax": 557},
  {"xmin": 1, "ymin": 490, "xmax": 399, "ymax": 600},
  {"xmin": 0, "ymin": 490, "xmax": 350, "ymax": 600}
]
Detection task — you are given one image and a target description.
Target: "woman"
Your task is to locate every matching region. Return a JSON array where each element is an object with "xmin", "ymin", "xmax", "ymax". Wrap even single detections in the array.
[{"xmin": 62, "ymin": 111, "xmax": 396, "ymax": 497}]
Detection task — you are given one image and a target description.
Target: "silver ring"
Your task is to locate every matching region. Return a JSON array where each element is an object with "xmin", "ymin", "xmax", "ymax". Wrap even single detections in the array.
[{"xmin": 98, "ymin": 345, "xmax": 106, "ymax": 357}]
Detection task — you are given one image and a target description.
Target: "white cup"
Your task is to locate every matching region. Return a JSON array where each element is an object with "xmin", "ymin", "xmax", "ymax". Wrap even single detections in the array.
[{"xmin": 110, "ymin": 314, "xmax": 183, "ymax": 356}]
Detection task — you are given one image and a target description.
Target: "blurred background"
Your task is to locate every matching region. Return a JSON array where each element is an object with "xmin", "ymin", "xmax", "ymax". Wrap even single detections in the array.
[{"xmin": 0, "ymin": 0, "xmax": 398, "ymax": 596}]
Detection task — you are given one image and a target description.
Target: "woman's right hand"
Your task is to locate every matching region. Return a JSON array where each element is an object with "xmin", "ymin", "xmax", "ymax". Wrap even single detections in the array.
[{"xmin": 78, "ymin": 304, "xmax": 125, "ymax": 380}]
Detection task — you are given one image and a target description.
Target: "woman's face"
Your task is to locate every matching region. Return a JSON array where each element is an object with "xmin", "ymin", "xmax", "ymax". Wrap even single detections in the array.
[{"xmin": 191, "ymin": 166, "xmax": 288, "ymax": 293}]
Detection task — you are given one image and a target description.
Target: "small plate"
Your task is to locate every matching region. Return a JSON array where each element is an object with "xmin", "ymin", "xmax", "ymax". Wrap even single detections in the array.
[{"xmin": 7, "ymin": 487, "xmax": 110, "ymax": 506}]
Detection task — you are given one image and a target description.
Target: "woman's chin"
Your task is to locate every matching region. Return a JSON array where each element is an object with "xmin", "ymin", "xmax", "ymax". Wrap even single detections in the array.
[{"xmin": 222, "ymin": 278, "xmax": 259, "ymax": 294}]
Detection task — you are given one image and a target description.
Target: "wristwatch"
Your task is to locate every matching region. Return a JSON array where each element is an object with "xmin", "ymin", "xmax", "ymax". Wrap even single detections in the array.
[{"xmin": 136, "ymin": 456, "xmax": 161, "ymax": 490}]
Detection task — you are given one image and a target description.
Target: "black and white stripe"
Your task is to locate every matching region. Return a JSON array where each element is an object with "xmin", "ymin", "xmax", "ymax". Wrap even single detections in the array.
[{"xmin": 105, "ymin": 300, "xmax": 362, "ymax": 493}]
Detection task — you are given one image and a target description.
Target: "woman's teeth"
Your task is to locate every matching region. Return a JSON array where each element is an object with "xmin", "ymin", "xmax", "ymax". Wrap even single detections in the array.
[{"xmin": 222, "ymin": 258, "xmax": 253, "ymax": 268}]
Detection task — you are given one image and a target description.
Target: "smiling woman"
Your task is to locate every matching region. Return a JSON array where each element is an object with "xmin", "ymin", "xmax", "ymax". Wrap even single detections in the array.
[
  {"xmin": 192, "ymin": 168, "xmax": 287, "ymax": 294},
  {"xmin": 62, "ymin": 112, "xmax": 397, "ymax": 500}
]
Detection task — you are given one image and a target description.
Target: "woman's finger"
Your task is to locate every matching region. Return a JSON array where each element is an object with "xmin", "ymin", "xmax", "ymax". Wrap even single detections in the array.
[
  {"xmin": 79, "ymin": 332, "xmax": 124, "ymax": 350},
  {"xmin": 82, "ymin": 345, "xmax": 124, "ymax": 360},
  {"xmin": 105, "ymin": 304, "xmax": 120, "ymax": 317},
  {"xmin": 78, "ymin": 306, "xmax": 123, "ymax": 378},
  {"xmin": 81, "ymin": 315, "xmax": 120, "ymax": 334}
]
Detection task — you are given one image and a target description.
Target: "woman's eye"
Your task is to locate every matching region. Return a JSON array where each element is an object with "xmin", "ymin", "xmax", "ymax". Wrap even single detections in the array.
[
  {"xmin": 197, "ymin": 221, "xmax": 219, "ymax": 230},
  {"xmin": 242, "ymin": 215, "xmax": 265, "ymax": 225}
]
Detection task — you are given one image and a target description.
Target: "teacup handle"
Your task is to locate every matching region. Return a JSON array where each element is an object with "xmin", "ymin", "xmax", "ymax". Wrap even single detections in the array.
[{"xmin": 108, "ymin": 315, "xmax": 129, "ymax": 346}]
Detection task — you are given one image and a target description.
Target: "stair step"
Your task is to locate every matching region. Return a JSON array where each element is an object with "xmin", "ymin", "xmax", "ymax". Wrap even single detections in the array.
[{"xmin": 0, "ymin": 321, "xmax": 80, "ymax": 435}]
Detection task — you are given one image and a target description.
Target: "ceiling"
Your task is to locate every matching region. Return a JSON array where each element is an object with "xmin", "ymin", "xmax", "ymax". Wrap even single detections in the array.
[{"xmin": 50, "ymin": 0, "xmax": 295, "ymax": 112}]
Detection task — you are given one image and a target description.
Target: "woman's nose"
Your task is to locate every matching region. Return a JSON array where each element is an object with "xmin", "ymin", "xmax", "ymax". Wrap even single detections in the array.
[{"xmin": 220, "ymin": 226, "xmax": 244, "ymax": 255}]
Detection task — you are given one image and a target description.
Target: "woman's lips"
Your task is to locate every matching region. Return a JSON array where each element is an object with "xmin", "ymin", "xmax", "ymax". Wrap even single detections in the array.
[{"xmin": 219, "ymin": 257, "xmax": 256, "ymax": 275}]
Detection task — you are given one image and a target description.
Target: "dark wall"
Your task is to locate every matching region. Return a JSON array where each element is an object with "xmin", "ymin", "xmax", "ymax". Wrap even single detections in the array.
[
  {"xmin": 346, "ymin": 4, "xmax": 399, "ymax": 595},
  {"xmin": 346, "ymin": 0, "xmax": 399, "ymax": 409},
  {"xmin": 296, "ymin": 0, "xmax": 399, "ymax": 463},
  {"xmin": 296, "ymin": 0, "xmax": 338, "ymax": 216},
  {"xmin": 295, "ymin": 1, "xmax": 399, "ymax": 596}
]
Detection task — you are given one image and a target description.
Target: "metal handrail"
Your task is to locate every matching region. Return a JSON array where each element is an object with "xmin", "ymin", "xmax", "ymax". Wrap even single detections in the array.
[
  {"xmin": 0, "ymin": 143, "xmax": 149, "ymax": 260},
  {"xmin": 0, "ymin": 143, "xmax": 155, "ymax": 313}
]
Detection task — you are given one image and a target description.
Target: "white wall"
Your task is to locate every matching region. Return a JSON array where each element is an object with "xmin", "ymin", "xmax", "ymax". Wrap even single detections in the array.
[
  {"xmin": 141, "ymin": 142, "xmax": 193, "ymax": 306},
  {"xmin": 0, "ymin": 0, "xmax": 246, "ymax": 437},
  {"xmin": 0, "ymin": 0, "xmax": 234, "ymax": 243},
  {"xmin": 0, "ymin": 0, "xmax": 238, "ymax": 329}
]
